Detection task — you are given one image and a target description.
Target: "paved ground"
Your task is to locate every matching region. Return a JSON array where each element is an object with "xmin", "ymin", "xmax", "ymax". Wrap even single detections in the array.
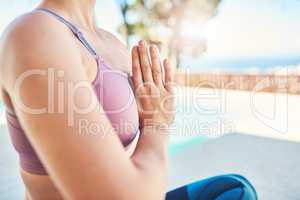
[
  {"xmin": 1, "ymin": 123, "xmax": 300, "ymax": 199},
  {"xmin": 168, "ymin": 134, "xmax": 300, "ymax": 200}
]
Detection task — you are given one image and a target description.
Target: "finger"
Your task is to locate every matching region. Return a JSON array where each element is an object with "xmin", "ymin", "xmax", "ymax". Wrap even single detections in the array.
[
  {"xmin": 163, "ymin": 59, "xmax": 174, "ymax": 93},
  {"xmin": 150, "ymin": 45, "xmax": 163, "ymax": 87},
  {"xmin": 138, "ymin": 40, "xmax": 153, "ymax": 83},
  {"xmin": 131, "ymin": 46, "xmax": 143, "ymax": 90}
]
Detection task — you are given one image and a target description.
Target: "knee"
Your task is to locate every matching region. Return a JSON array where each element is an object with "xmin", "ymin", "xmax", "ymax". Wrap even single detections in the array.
[
  {"xmin": 190, "ymin": 174, "xmax": 258, "ymax": 200},
  {"xmin": 223, "ymin": 174, "xmax": 258, "ymax": 200}
]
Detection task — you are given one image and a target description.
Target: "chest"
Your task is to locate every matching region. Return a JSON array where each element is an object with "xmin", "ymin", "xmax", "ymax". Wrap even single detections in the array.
[
  {"xmin": 74, "ymin": 32, "xmax": 139, "ymax": 144},
  {"xmin": 77, "ymin": 33, "xmax": 131, "ymax": 83}
]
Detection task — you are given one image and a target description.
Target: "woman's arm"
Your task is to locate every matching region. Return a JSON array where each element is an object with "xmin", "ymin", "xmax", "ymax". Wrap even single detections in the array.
[
  {"xmin": 130, "ymin": 42, "xmax": 175, "ymax": 199},
  {"xmin": 1, "ymin": 13, "xmax": 174, "ymax": 200}
]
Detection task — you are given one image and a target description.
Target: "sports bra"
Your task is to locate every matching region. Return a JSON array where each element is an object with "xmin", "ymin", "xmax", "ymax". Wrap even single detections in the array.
[{"xmin": 6, "ymin": 8, "xmax": 139, "ymax": 175}]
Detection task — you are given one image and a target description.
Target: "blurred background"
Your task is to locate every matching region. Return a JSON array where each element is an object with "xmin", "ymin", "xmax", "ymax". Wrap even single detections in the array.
[
  {"xmin": 2, "ymin": 0, "xmax": 300, "ymax": 72},
  {"xmin": 0, "ymin": 0, "xmax": 300, "ymax": 199}
]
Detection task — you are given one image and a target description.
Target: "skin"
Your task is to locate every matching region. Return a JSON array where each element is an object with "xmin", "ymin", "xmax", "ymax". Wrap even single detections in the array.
[{"xmin": 0, "ymin": 0, "xmax": 174, "ymax": 199}]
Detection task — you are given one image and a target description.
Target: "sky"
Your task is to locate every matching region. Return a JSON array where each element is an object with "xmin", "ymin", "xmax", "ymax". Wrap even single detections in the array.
[
  {"xmin": 0, "ymin": 0, "xmax": 300, "ymax": 71},
  {"xmin": 202, "ymin": 0, "xmax": 300, "ymax": 59},
  {"xmin": 179, "ymin": 0, "xmax": 300, "ymax": 71}
]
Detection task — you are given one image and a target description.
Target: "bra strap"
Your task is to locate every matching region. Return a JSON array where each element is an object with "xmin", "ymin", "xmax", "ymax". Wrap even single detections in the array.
[{"xmin": 35, "ymin": 8, "xmax": 98, "ymax": 57}]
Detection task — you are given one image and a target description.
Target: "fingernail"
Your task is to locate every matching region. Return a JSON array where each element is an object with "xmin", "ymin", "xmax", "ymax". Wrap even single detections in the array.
[
  {"xmin": 132, "ymin": 46, "xmax": 137, "ymax": 52},
  {"xmin": 150, "ymin": 45, "xmax": 154, "ymax": 53},
  {"xmin": 139, "ymin": 40, "xmax": 144, "ymax": 47},
  {"xmin": 165, "ymin": 59, "xmax": 169, "ymax": 65},
  {"xmin": 151, "ymin": 45, "xmax": 158, "ymax": 54}
]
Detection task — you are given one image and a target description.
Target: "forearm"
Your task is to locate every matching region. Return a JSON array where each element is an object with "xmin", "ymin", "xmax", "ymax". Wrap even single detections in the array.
[
  {"xmin": 133, "ymin": 126, "xmax": 169, "ymax": 164},
  {"xmin": 130, "ymin": 126, "xmax": 169, "ymax": 199},
  {"xmin": 122, "ymin": 40, "xmax": 174, "ymax": 200}
]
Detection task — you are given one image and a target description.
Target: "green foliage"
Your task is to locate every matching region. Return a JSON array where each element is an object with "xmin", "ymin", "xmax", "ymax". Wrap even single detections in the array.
[{"xmin": 117, "ymin": 0, "xmax": 222, "ymax": 68}]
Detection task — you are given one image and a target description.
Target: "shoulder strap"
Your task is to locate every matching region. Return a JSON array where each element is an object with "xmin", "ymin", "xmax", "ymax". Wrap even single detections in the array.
[{"xmin": 35, "ymin": 8, "xmax": 98, "ymax": 57}]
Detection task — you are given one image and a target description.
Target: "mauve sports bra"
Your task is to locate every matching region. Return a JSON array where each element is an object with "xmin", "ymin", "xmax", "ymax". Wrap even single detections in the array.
[{"xmin": 6, "ymin": 8, "xmax": 139, "ymax": 175}]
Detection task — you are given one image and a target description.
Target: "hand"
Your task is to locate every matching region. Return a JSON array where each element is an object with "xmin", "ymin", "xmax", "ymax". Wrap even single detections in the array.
[{"xmin": 131, "ymin": 41, "xmax": 175, "ymax": 129}]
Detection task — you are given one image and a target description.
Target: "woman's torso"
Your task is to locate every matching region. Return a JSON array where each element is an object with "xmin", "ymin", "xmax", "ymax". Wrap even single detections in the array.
[{"xmin": 1, "ymin": 8, "xmax": 139, "ymax": 199}]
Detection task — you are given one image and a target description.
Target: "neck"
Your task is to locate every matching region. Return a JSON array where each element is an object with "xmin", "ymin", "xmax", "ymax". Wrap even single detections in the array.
[{"xmin": 40, "ymin": 0, "xmax": 96, "ymax": 31}]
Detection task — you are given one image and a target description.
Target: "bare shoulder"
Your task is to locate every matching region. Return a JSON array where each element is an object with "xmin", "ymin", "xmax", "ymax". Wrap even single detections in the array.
[
  {"xmin": 1, "ymin": 10, "xmax": 81, "ymax": 56},
  {"xmin": 0, "ymin": 11, "xmax": 82, "ymax": 90},
  {"xmin": 1, "ymin": 11, "xmax": 74, "ymax": 49}
]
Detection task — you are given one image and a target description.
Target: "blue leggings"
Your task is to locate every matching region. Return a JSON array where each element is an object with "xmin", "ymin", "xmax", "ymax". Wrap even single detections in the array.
[{"xmin": 166, "ymin": 174, "xmax": 257, "ymax": 200}]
